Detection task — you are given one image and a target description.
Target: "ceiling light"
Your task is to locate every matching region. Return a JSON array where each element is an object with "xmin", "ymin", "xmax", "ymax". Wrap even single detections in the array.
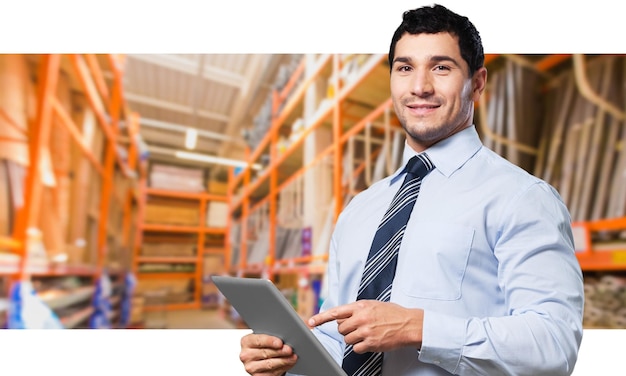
[
  {"xmin": 175, "ymin": 150, "xmax": 262, "ymax": 170},
  {"xmin": 184, "ymin": 127, "xmax": 197, "ymax": 149}
]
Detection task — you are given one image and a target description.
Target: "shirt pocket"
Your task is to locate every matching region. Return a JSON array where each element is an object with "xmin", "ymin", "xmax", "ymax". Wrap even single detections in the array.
[{"xmin": 397, "ymin": 221, "xmax": 474, "ymax": 301}]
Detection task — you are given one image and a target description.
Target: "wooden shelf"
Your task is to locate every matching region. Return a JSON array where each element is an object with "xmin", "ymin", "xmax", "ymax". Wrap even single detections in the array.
[
  {"xmin": 136, "ymin": 256, "xmax": 198, "ymax": 264},
  {"xmin": 573, "ymin": 217, "xmax": 626, "ymax": 271},
  {"xmin": 60, "ymin": 306, "xmax": 94, "ymax": 329},
  {"xmin": 143, "ymin": 301, "xmax": 199, "ymax": 312},
  {"xmin": 0, "ymin": 259, "xmax": 98, "ymax": 276},
  {"xmin": 133, "ymin": 185, "xmax": 228, "ymax": 309},
  {"xmin": 0, "ymin": 236, "xmax": 21, "ymax": 251},
  {"xmin": 272, "ymin": 255, "xmax": 329, "ymax": 275},
  {"xmin": 135, "ymin": 272, "xmax": 196, "ymax": 279},
  {"xmin": 577, "ymin": 254, "xmax": 626, "ymax": 271},
  {"xmin": 145, "ymin": 187, "xmax": 227, "ymax": 202},
  {"xmin": 39, "ymin": 286, "xmax": 95, "ymax": 310},
  {"xmin": 141, "ymin": 223, "xmax": 226, "ymax": 234},
  {"xmin": 204, "ymin": 247, "xmax": 225, "ymax": 256},
  {"xmin": 1, "ymin": 54, "xmax": 141, "ymax": 330},
  {"xmin": 227, "ymin": 54, "xmax": 390, "ymax": 281}
]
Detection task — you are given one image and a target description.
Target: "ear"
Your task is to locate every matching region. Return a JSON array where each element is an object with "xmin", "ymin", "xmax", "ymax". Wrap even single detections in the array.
[{"xmin": 471, "ymin": 67, "xmax": 488, "ymax": 102}]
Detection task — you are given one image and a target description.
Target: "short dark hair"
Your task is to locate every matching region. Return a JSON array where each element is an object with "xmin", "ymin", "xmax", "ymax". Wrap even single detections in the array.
[{"xmin": 388, "ymin": 4, "xmax": 484, "ymax": 75}]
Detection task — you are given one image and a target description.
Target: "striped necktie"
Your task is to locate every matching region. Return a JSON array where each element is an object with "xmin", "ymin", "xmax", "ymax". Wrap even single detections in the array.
[{"xmin": 341, "ymin": 153, "xmax": 434, "ymax": 376}]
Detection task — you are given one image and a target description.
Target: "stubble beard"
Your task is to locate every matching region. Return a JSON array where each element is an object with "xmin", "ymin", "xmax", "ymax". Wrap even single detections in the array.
[
  {"xmin": 397, "ymin": 96, "xmax": 474, "ymax": 149},
  {"xmin": 402, "ymin": 118, "xmax": 447, "ymax": 147}
]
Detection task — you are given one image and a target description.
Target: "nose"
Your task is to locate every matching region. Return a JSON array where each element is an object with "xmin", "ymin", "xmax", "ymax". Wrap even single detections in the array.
[{"xmin": 410, "ymin": 68, "xmax": 434, "ymax": 97}]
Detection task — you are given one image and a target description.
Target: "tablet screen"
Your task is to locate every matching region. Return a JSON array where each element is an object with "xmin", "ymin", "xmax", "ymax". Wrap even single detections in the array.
[{"xmin": 212, "ymin": 276, "xmax": 346, "ymax": 376}]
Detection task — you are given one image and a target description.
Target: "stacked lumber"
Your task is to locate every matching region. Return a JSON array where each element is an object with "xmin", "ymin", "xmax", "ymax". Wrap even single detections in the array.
[
  {"xmin": 482, "ymin": 58, "xmax": 543, "ymax": 173},
  {"xmin": 0, "ymin": 54, "xmax": 33, "ymax": 166},
  {"xmin": 0, "ymin": 55, "xmax": 32, "ymax": 256},
  {"xmin": 141, "ymin": 242, "xmax": 195, "ymax": 257},
  {"xmin": 149, "ymin": 163, "xmax": 205, "ymax": 192},
  {"xmin": 144, "ymin": 197, "xmax": 200, "ymax": 226},
  {"xmin": 0, "ymin": 55, "xmax": 131, "ymax": 267},
  {"xmin": 135, "ymin": 278, "xmax": 193, "ymax": 305},
  {"xmin": 535, "ymin": 55, "xmax": 626, "ymax": 223},
  {"xmin": 0, "ymin": 161, "xmax": 12, "ymax": 243},
  {"xmin": 481, "ymin": 55, "xmax": 626, "ymax": 249},
  {"xmin": 583, "ymin": 272, "xmax": 626, "ymax": 328}
]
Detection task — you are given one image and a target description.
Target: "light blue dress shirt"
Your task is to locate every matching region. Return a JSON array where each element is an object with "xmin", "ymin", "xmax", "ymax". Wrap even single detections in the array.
[{"xmin": 306, "ymin": 125, "xmax": 584, "ymax": 376}]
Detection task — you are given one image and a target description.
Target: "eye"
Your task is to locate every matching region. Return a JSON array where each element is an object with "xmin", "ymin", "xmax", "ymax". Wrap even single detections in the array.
[
  {"xmin": 396, "ymin": 65, "xmax": 412, "ymax": 73},
  {"xmin": 434, "ymin": 65, "xmax": 451, "ymax": 72}
]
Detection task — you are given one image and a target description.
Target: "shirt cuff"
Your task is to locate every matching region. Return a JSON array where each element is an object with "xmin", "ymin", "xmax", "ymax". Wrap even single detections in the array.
[{"xmin": 418, "ymin": 310, "xmax": 466, "ymax": 373}]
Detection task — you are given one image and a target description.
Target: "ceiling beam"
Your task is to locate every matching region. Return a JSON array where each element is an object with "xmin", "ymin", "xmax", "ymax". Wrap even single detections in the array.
[
  {"xmin": 216, "ymin": 54, "xmax": 278, "ymax": 158},
  {"xmin": 125, "ymin": 91, "xmax": 231, "ymax": 123},
  {"xmin": 126, "ymin": 54, "xmax": 245, "ymax": 89},
  {"xmin": 140, "ymin": 127, "xmax": 220, "ymax": 153},
  {"xmin": 147, "ymin": 144, "xmax": 260, "ymax": 170},
  {"xmin": 140, "ymin": 117, "xmax": 244, "ymax": 144}
]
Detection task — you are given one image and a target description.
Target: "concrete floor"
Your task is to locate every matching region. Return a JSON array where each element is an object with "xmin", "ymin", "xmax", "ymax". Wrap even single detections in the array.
[{"xmin": 149, "ymin": 307, "xmax": 238, "ymax": 329}]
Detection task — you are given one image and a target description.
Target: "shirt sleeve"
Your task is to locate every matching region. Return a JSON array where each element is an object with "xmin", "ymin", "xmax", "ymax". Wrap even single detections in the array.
[{"xmin": 419, "ymin": 182, "xmax": 584, "ymax": 375}]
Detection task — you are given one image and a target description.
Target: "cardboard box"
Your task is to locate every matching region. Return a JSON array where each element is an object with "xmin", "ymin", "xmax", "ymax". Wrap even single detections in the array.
[
  {"xmin": 203, "ymin": 254, "xmax": 224, "ymax": 275},
  {"xmin": 135, "ymin": 278, "xmax": 191, "ymax": 295},
  {"xmin": 149, "ymin": 164, "xmax": 205, "ymax": 192},
  {"xmin": 206, "ymin": 201, "xmax": 228, "ymax": 228},
  {"xmin": 142, "ymin": 242, "xmax": 196, "ymax": 257},
  {"xmin": 208, "ymin": 180, "xmax": 228, "ymax": 195},
  {"xmin": 297, "ymin": 286, "xmax": 315, "ymax": 319},
  {"xmin": 144, "ymin": 203, "xmax": 199, "ymax": 226}
]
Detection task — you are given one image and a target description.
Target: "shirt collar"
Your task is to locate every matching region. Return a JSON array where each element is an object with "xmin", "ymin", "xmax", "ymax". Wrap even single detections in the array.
[{"xmin": 390, "ymin": 125, "xmax": 483, "ymax": 184}]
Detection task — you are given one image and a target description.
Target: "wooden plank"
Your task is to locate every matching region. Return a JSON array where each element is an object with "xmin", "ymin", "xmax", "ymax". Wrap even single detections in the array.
[
  {"xmin": 40, "ymin": 286, "xmax": 95, "ymax": 310},
  {"xmin": 0, "ymin": 54, "xmax": 30, "ymax": 166},
  {"xmin": 482, "ymin": 77, "xmax": 495, "ymax": 150},
  {"xmin": 577, "ymin": 57, "xmax": 615, "ymax": 221},
  {"xmin": 558, "ymin": 121, "xmax": 582, "ymax": 209},
  {"xmin": 60, "ymin": 306, "xmax": 94, "ymax": 329},
  {"xmin": 505, "ymin": 59, "xmax": 519, "ymax": 166},
  {"xmin": 542, "ymin": 75, "xmax": 576, "ymax": 186},
  {"xmin": 532, "ymin": 72, "xmax": 559, "ymax": 178},
  {"xmin": 606, "ymin": 102, "xmax": 626, "ymax": 217},
  {"xmin": 50, "ymin": 71, "xmax": 73, "ymax": 260},
  {"xmin": 0, "ymin": 160, "xmax": 9, "ymax": 239},
  {"xmin": 559, "ymin": 60, "xmax": 597, "ymax": 218},
  {"xmin": 569, "ymin": 59, "xmax": 603, "ymax": 220},
  {"xmin": 491, "ymin": 71, "xmax": 505, "ymax": 154},
  {"xmin": 519, "ymin": 63, "xmax": 541, "ymax": 172},
  {"xmin": 593, "ymin": 115, "xmax": 621, "ymax": 220}
]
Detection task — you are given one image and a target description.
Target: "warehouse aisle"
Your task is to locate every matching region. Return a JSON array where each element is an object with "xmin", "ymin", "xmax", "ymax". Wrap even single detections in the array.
[{"xmin": 164, "ymin": 308, "xmax": 238, "ymax": 329}]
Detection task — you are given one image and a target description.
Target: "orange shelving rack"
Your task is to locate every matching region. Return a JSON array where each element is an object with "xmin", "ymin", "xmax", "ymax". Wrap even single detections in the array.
[
  {"xmin": 0, "ymin": 54, "xmax": 141, "ymax": 328},
  {"xmin": 225, "ymin": 53, "xmax": 626, "ymax": 298},
  {"xmin": 227, "ymin": 53, "xmax": 392, "ymax": 282},
  {"xmin": 132, "ymin": 183, "xmax": 228, "ymax": 311},
  {"xmin": 573, "ymin": 217, "xmax": 626, "ymax": 271}
]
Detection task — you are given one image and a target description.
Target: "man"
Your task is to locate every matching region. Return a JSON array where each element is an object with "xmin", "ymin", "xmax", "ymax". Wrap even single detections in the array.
[{"xmin": 239, "ymin": 4, "xmax": 584, "ymax": 375}]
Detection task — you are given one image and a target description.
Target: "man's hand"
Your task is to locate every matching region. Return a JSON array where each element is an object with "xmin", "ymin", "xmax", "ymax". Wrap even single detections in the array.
[
  {"xmin": 239, "ymin": 333, "xmax": 298, "ymax": 376},
  {"xmin": 308, "ymin": 300, "xmax": 424, "ymax": 354}
]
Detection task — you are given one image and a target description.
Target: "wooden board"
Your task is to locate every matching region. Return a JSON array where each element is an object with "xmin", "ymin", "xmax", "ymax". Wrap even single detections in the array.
[
  {"xmin": 0, "ymin": 54, "xmax": 31, "ymax": 166},
  {"xmin": 0, "ymin": 160, "xmax": 9, "ymax": 239},
  {"xmin": 144, "ymin": 203, "xmax": 200, "ymax": 226}
]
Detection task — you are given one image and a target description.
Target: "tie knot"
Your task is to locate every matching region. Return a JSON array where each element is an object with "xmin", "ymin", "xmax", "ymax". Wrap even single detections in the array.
[{"xmin": 406, "ymin": 153, "xmax": 435, "ymax": 179}]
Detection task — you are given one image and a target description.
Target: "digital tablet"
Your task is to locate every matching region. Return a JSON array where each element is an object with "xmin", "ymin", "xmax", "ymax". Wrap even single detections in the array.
[{"xmin": 212, "ymin": 275, "xmax": 347, "ymax": 376}]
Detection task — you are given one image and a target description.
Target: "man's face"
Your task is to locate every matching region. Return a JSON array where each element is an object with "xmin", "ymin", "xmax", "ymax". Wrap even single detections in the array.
[{"xmin": 390, "ymin": 32, "xmax": 486, "ymax": 152}]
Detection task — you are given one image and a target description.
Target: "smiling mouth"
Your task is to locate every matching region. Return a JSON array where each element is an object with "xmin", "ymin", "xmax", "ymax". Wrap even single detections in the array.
[{"xmin": 407, "ymin": 103, "xmax": 439, "ymax": 109}]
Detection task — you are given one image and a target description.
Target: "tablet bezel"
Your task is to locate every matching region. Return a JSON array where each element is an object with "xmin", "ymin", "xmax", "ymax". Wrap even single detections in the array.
[{"xmin": 212, "ymin": 275, "xmax": 346, "ymax": 376}]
